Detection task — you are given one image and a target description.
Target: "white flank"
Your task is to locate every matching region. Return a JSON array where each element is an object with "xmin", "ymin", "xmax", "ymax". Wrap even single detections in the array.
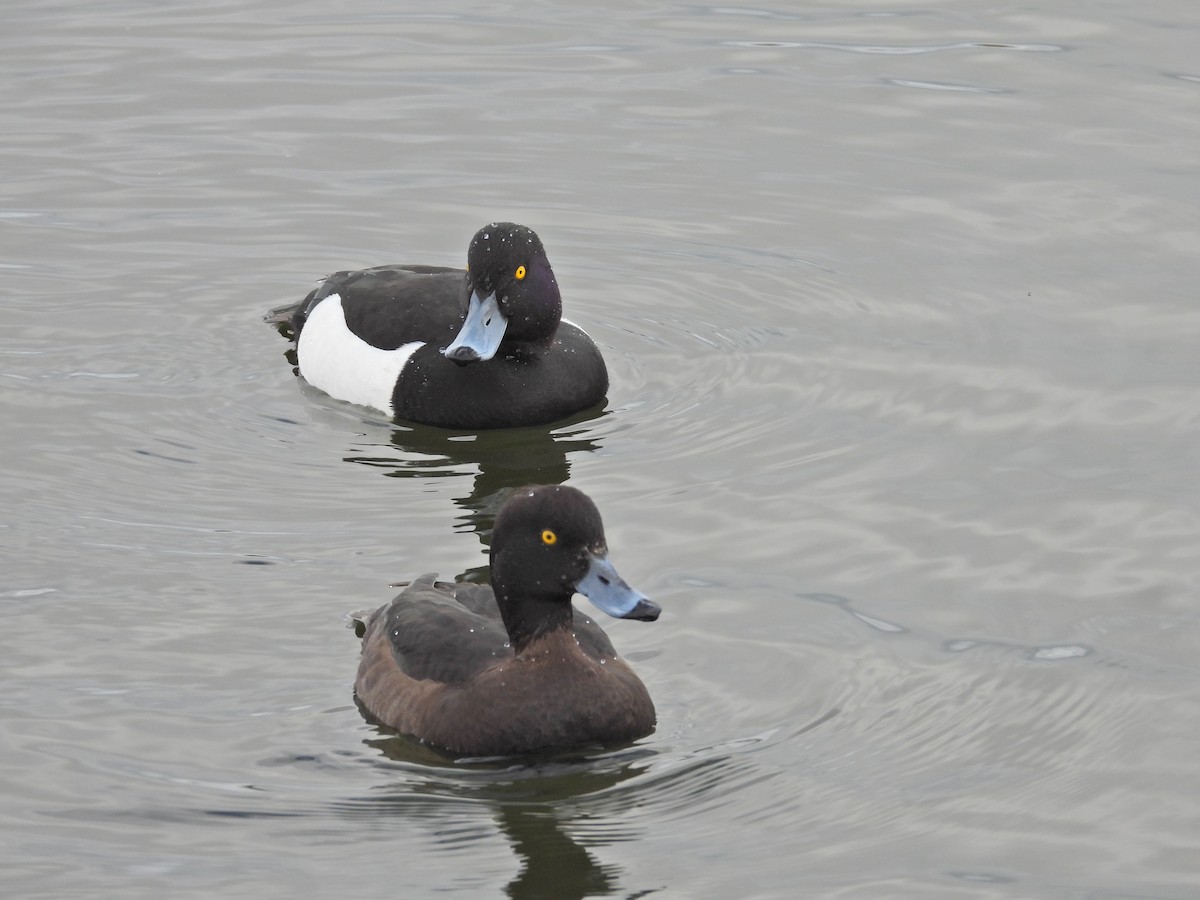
[{"xmin": 297, "ymin": 295, "xmax": 422, "ymax": 416}]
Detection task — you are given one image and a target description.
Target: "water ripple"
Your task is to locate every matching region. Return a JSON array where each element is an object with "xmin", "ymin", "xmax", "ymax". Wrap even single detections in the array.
[{"xmin": 723, "ymin": 40, "xmax": 1064, "ymax": 55}]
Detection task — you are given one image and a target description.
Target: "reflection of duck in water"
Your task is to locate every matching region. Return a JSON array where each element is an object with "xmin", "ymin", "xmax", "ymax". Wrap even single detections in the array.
[
  {"xmin": 343, "ymin": 420, "xmax": 602, "ymax": 580},
  {"xmin": 496, "ymin": 803, "xmax": 622, "ymax": 900},
  {"xmin": 352, "ymin": 485, "xmax": 660, "ymax": 757},
  {"xmin": 266, "ymin": 223, "xmax": 609, "ymax": 429},
  {"xmin": 359, "ymin": 738, "xmax": 653, "ymax": 900}
]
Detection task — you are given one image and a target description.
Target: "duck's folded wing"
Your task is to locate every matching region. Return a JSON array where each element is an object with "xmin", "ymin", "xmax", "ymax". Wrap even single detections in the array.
[
  {"xmin": 262, "ymin": 267, "xmax": 377, "ymax": 335},
  {"xmin": 450, "ymin": 581, "xmax": 622, "ymax": 661},
  {"xmin": 364, "ymin": 574, "xmax": 511, "ymax": 684},
  {"xmin": 335, "ymin": 267, "xmax": 465, "ymax": 349},
  {"xmin": 449, "ymin": 581, "xmax": 504, "ymax": 620}
]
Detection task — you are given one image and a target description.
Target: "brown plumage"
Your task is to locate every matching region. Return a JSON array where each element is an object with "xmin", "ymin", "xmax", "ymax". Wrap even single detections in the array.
[{"xmin": 352, "ymin": 486, "xmax": 661, "ymax": 757}]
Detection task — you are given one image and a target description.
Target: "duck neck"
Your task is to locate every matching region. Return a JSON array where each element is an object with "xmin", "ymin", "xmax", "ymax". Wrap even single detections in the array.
[{"xmin": 494, "ymin": 586, "xmax": 575, "ymax": 655}]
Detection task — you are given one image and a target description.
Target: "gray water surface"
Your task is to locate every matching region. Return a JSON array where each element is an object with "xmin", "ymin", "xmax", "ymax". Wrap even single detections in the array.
[{"xmin": 3, "ymin": 1, "xmax": 1199, "ymax": 897}]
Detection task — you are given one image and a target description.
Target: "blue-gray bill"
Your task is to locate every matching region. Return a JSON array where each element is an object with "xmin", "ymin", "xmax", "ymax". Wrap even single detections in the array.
[
  {"xmin": 576, "ymin": 552, "xmax": 660, "ymax": 621},
  {"xmin": 442, "ymin": 290, "xmax": 508, "ymax": 363}
]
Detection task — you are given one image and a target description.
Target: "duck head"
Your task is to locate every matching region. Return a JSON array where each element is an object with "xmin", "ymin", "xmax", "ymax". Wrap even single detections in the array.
[
  {"xmin": 443, "ymin": 223, "xmax": 564, "ymax": 364},
  {"xmin": 489, "ymin": 485, "xmax": 659, "ymax": 651}
]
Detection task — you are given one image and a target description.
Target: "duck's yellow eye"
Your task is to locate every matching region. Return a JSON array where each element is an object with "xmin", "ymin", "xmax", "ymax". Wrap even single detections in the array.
[
  {"xmin": 515, "ymin": 265, "xmax": 526, "ymax": 280},
  {"xmin": 541, "ymin": 529, "xmax": 557, "ymax": 545}
]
